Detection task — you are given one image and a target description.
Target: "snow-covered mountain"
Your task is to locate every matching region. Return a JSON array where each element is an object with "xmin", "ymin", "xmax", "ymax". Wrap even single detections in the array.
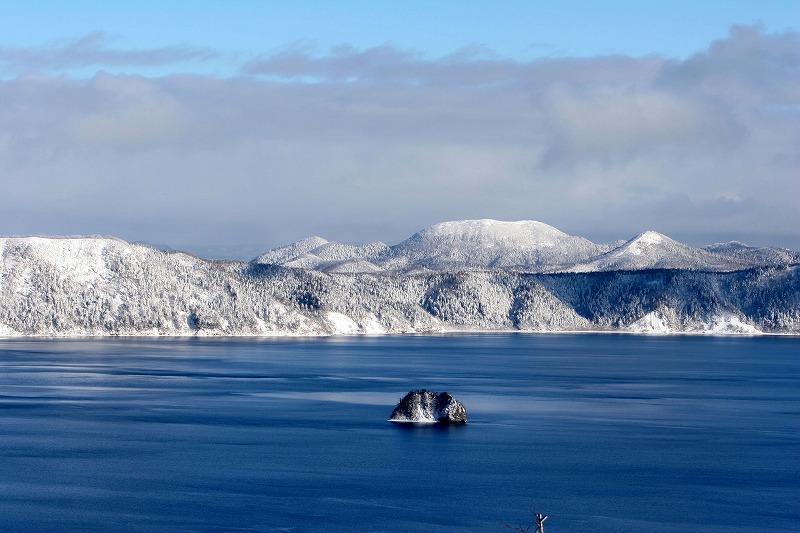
[
  {"xmin": 1, "ymin": 233, "xmax": 798, "ymax": 337},
  {"xmin": 704, "ymin": 241, "xmax": 800, "ymax": 267},
  {"xmin": 0, "ymin": 235, "xmax": 324, "ymax": 336},
  {"xmin": 253, "ymin": 219, "xmax": 799, "ymax": 274},
  {"xmin": 255, "ymin": 237, "xmax": 388, "ymax": 273},
  {"xmin": 251, "ymin": 219, "xmax": 613, "ymax": 273},
  {"xmin": 381, "ymin": 219, "xmax": 611, "ymax": 272},
  {"xmin": 567, "ymin": 231, "xmax": 749, "ymax": 272}
]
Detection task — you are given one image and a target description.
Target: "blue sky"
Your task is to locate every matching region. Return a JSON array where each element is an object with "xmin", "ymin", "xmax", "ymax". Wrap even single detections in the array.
[{"xmin": 1, "ymin": 1, "xmax": 798, "ymax": 255}]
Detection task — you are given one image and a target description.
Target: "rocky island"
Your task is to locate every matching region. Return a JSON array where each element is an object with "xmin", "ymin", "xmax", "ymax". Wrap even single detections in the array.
[{"xmin": 389, "ymin": 390, "xmax": 468, "ymax": 424}]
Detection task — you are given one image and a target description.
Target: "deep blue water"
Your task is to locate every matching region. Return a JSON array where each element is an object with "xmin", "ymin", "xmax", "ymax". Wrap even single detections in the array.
[{"xmin": 0, "ymin": 334, "xmax": 797, "ymax": 532}]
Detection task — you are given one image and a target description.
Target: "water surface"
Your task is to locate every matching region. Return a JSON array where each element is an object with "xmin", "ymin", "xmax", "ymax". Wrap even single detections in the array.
[{"xmin": 0, "ymin": 334, "xmax": 797, "ymax": 532}]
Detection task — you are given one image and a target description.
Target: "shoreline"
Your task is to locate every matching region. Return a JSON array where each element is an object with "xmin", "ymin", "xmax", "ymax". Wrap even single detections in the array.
[{"xmin": 1, "ymin": 328, "xmax": 798, "ymax": 340}]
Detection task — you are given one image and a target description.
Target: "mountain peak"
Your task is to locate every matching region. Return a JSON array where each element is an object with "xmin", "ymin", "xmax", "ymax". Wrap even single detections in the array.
[
  {"xmin": 574, "ymin": 230, "xmax": 740, "ymax": 271},
  {"xmin": 632, "ymin": 230, "xmax": 669, "ymax": 244},
  {"xmin": 409, "ymin": 219, "xmax": 574, "ymax": 248},
  {"xmin": 254, "ymin": 236, "xmax": 329, "ymax": 264},
  {"xmin": 296, "ymin": 236, "xmax": 329, "ymax": 247},
  {"xmin": 621, "ymin": 231, "xmax": 679, "ymax": 256},
  {"xmin": 390, "ymin": 219, "xmax": 605, "ymax": 271}
]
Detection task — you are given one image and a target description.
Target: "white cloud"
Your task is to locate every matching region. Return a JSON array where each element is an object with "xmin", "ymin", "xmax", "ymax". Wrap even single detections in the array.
[
  {"xmin": 69, "ymin": 74, "xmax": 192, "ymax": 148},
  {"xmin": 0, "ymin": 26, "xmax": 798, "ymax": 250},
  {"xmin": 0, "ymin": 32, "xmax": 217, "ymax": 75}
]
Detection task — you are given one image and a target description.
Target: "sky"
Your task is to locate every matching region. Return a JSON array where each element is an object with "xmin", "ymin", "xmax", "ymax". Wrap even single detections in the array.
[{"xmin": 1, "ymin": 1, "xmax": 798, "ymax": 257}]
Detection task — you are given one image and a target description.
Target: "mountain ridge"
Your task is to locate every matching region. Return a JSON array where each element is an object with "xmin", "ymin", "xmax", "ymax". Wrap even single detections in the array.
[
  {"xmin": 1, "ymin": 228, "xmax": 798, "ymax": 337},
  {"xmin": 251, "ymin": 219, "xmax": 800, "ymax": 274}
]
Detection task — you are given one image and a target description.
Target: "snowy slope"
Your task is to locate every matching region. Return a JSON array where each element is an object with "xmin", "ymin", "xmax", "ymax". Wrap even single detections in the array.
[
  {"xmin": 568, "ymin": 231, "xmax": 749, "ymax": 272},
  {"xmin": 255, "ymin": 238, "xmax": 389, "ymax": 273},
  {"xmin": 254, "ymin": 219, "xmax": 614, "ymax": 273},
  {"xmin": 254, "ymin": 220, "xmax": 800, "ymax": 274},
  {"xmin": 0, "ymin": 236, "xmax": 320, "ymax": 336},
  {"xmin": 2, "ymin": 235, "xmax": 799, "ymax": 336},
  {"xmin": 704, "ymin": 241, "xmax": 800, "ymax": 267},
  {"xmin": 383, "ymin": 219, "xmax": 611, "ymax": 272},
  {"xmin": 254, "ymin": 236, "xmax": 330, "ymax": 264}
]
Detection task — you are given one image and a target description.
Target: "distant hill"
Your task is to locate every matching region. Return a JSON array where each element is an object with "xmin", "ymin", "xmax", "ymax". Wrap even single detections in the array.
[{"xmin": 252, "ymin": 219, "xmax": 800, "ymax": 273}]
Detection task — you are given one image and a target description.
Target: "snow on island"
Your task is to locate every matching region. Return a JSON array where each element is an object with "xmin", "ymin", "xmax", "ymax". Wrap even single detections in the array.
[{"xmin": 389, "ymin": 390, "xmax": 468, "ymax": 424}]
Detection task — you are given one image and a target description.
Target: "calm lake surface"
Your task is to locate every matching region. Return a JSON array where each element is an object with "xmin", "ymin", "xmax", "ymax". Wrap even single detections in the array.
[{"xmin": 0, "ymin": 334, "xmax": 797, "ymax": 532}]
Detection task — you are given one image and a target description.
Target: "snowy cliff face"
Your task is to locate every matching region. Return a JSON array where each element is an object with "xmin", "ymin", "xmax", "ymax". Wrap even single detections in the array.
[
  {"xmin": 1, "ymin": 233, "xmax": 798, "ymax": 336},
  {"xmin": 253, "ymin": 220, "xmax": 798, "ymax": 274}
]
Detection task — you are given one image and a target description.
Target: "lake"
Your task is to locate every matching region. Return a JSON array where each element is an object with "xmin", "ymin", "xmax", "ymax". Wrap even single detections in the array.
[{"xmin": 0, "ymin": 334, "xmax": 797, "ymax": 532}]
